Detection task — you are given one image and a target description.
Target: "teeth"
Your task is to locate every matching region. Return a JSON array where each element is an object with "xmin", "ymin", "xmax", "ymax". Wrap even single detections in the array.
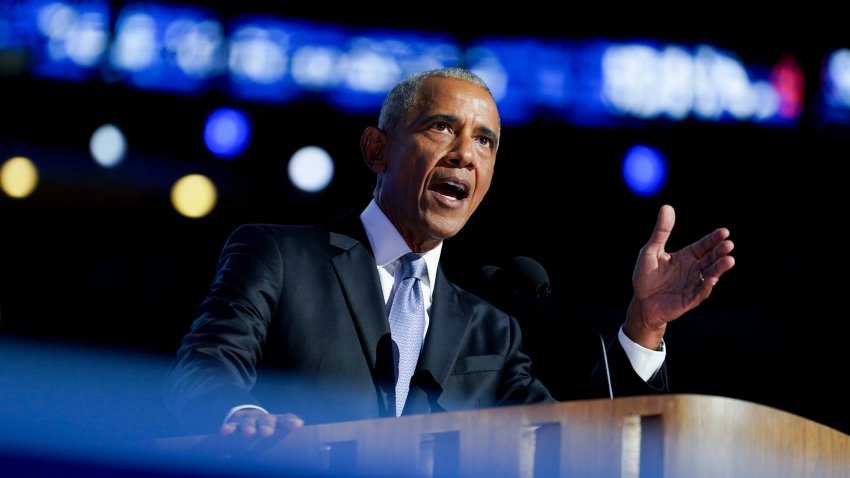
[
  {"xmin": 432, "ymin": 178, "xmax": 468, "ymax": 200},
  {"xmin": 444, "ymin": 181, "xmax": 465, "ymax": 192}
]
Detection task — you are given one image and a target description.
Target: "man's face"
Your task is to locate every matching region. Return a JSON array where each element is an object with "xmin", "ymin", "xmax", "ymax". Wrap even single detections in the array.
[{"xmin": 376, "ymin": 77, "xmax": 500, "ymax": 252}]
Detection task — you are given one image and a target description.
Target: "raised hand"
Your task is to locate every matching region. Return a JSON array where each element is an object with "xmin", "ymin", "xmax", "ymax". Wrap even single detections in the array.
[{"xmin": 623, "ymin": 204, "xmax": 736, "ymax": 350}]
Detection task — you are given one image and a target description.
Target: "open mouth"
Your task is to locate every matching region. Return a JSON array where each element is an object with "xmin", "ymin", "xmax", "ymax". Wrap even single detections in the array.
[{"xmin": 430, "ymin": 179, "xmax": 469, "ymax": 200}]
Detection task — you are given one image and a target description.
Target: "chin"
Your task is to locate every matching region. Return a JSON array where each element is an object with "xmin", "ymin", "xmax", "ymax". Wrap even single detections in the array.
[{"xmin": 427, "ymin": 218, "xmax": 467, "ymax": 240}]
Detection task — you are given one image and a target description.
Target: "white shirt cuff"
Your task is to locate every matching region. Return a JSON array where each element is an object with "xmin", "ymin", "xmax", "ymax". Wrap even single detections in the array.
[
  {"xmin": 223, "ymin": 404, "xmax": 269, "ymax": 426},
  {"xmin": 617, "ymin": 325, "xmax": 666, "ymax": 382}
]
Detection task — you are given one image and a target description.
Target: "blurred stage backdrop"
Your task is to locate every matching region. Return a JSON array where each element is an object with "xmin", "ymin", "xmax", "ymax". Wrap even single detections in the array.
[{"xmin": 1, "ymin": 2, "xmax": 849, "ymax": 473}]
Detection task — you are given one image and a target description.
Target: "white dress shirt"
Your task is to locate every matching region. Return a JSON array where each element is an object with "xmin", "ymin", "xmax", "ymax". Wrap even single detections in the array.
[{"xmin": 360, "ymin": 199, "xmax": 440, "ymax": 338}]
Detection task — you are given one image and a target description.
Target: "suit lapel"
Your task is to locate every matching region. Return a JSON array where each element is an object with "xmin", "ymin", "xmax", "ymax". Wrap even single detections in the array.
[
  {"xmin": 324, "ymin": 211, "xmax": 393, "ymax": 407},
  {"xmin": 419, "ymin": 268, "xmax": 470, "ymax": 381}
]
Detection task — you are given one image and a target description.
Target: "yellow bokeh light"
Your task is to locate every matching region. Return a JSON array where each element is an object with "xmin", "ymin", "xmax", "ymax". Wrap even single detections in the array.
[
  {"xmin": 170, "ymin": 174, "xmax": 217, "ymax": 218},
  {"xmin": 1, "ymin": 156, "xmax": 39, "ymax": 198}
]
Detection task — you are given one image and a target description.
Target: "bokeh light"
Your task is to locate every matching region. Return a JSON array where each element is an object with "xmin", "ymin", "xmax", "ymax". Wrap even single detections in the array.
[
  {"xmin": 287, "ymin": 146, "xmax": 334, "ymax": 192},
  {"xmin": 170, "ymin": 173, "xmax": 217, "ymax": 218},
  {"xmin": 90, "ymin": 123, "xmax": 128, "ymax": 168},
  {"xmin": 203, "ymin": 107, "xmax": 251, "ymax": 159},
  {"xmin": 1, "ymin": 156, "xmax": 39, "ymax": 198},
  {"xmin": 622, "ymin": 144, "xmax": 667, "ymax": 197}
]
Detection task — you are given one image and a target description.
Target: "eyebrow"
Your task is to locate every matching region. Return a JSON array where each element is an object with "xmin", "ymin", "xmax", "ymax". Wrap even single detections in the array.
[{"xmin": 427, "ymin": 113, "xmax": 499, "ymax": 147}]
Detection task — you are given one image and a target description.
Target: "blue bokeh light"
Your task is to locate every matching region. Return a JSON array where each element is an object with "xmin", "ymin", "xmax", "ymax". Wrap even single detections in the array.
[
  {"xmin": 203, "ymin": 107, "xmax": 251, "ymax": 159},
  {"xmin": 27, "ymin": 0, "xmax": 111, "ymax": 81},
  {"xmin": 3, "ymin": 2, "xmax": 803, "ymax": 127},
  {"xmin": 622, "ymin": 144, "xmax": 667, "ymax": 197},
  {"xmin": 109, "ymin": 2, "xmax": 224, "ymax": 93}
]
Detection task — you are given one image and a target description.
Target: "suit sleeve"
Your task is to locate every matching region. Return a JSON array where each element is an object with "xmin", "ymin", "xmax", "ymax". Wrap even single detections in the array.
[
  {"xmin": 497, "ymin": 316, "xmax": 558, "ymax": 406},
  {"xmin": 162, "ymin": 224, "xmax": 283, "ymax": 434}
]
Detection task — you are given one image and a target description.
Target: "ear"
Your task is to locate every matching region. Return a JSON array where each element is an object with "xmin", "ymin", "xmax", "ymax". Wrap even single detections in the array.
[{"xmin": 360, "ymin": 126, "xmax": 388, "ymax": 173}]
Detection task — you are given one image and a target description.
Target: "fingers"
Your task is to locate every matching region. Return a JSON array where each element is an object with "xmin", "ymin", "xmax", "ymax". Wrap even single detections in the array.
[
  {"xmin": 702, "ymin": 254, "xmax": 736, "ymax": 286},
  {"xmin": 709, "ymin": 226, "xmax": 730, "ymax": 251},
  {"xmin": 220, "ymin": 410, "xmax": 268, "ymax": 437},
  {"xmin": 277, "ymin": 413, "xmax": 305, "ymax": 431},
  {"xmin": 220, "ymin": 410, "xmax": 304, "ymax": 438},
  {"xmin": 699, "ymin": 232, "xmax": 734, "ymax": 267},
  {"xmin": 698, "ymin": 236, "xmax": 735, "ymax": 287},
  {"xmin": 220, "ymin": 421, "xmax": 238, "ymax": 435}
]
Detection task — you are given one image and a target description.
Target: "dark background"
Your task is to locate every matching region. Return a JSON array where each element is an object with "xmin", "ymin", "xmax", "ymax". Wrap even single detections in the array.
[{"xmin": 1, "ymin": 5, "xmax": 848, "ymax": 449}]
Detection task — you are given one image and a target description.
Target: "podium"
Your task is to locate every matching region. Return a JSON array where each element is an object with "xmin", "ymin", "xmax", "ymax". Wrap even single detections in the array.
[{"xmin": 153, "ymin": 394, "xmax": 850, "ymax": 477}]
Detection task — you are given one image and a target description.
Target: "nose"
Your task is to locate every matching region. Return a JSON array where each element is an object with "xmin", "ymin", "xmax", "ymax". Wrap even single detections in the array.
[{"xmin": 446, "ymin": 135, "xmax": 476, "ymax": 169}]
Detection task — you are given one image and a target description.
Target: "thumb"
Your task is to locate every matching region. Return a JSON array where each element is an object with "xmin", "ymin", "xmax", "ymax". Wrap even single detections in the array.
[{"xmin": 645, "ymin": 204, "xmax": 675, "ymax": 253}]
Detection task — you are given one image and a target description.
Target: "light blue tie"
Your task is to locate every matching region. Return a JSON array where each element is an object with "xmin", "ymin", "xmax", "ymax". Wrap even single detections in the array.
[{"xmin": 387, "ymin": 252, "xmax": 426, "ymax": 416}]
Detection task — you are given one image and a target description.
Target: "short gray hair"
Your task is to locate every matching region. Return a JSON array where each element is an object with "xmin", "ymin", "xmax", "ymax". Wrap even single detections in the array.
[{"xmin": 378, "ymin": 67, "xmax": 496, "ymax": 132}]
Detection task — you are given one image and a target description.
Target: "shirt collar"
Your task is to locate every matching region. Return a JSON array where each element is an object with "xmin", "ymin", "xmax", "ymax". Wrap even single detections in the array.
[{"xmin": 360, "ymin": 199, "xmax": 442, "ymax": 285}]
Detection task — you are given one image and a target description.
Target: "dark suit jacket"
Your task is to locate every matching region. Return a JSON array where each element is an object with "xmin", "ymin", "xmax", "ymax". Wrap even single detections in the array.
[{"xmin": 163, "ymin": 208, "xmax": 666, "ymax": 434}]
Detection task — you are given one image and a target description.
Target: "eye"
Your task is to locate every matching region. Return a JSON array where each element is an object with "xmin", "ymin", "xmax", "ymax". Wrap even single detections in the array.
[
  {"xmin": 478, "ymin": 136, "xmax": 491, "ymax": 147},
  {"xmin": 433, "ymin": 122, "xmax": 450, "ymax": 132}
]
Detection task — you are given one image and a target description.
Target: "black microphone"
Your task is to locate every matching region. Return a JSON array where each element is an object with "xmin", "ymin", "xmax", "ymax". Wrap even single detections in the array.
[
  {"xmin": 477, "ymin": 256, "xmax": 551, "ymax": 309},
  {"xmin": 504, "ymin": 256, "xmax": 551, "ymax": 300}
]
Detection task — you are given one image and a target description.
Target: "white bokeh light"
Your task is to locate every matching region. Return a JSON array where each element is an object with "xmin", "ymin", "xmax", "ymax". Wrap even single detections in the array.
[
  {"xmin": 90, "ymin": 123, "xmax": 127, "ymax": 168},
  {"xmin": 287, "ymin": 146, "xmax": 334, "ymax": 192}
]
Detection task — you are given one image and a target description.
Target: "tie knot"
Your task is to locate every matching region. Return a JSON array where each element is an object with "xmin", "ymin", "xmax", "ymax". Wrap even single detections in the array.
[{"xmin": 400, "ymin": 252, "xmax": 426, "ymax": 281}]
